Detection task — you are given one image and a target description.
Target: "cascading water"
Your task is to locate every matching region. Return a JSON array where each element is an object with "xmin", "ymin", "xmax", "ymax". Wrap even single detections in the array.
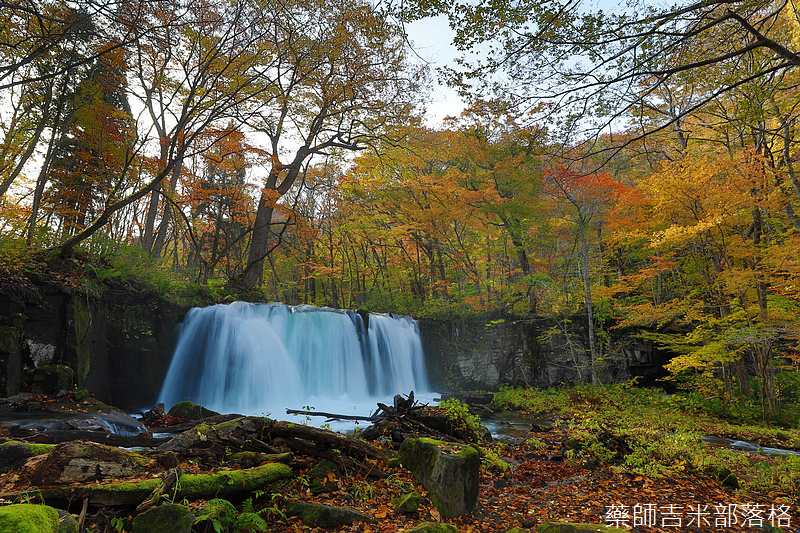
[{"xmin": 157, "ymin": 302, "xmax": 430, "ymax": 422}]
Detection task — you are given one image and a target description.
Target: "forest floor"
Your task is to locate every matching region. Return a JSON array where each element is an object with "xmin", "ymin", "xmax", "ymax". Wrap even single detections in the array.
[
  {"xmin": 3, "ymin": 387, "xmax": 800, "ymax": 532},
  {"xmin": 256, "ymin": 411, "xmax": 799, "ymax": 533}
]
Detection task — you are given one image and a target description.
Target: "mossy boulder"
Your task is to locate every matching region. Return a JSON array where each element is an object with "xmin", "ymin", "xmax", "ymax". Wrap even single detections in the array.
[
  {"xmin": 0, "ymin": 440, "xmax": 55, "ymax": 473},
  {"xmin": 283, "ymin": 500, "xmax": 376, "ymax": 529},
  {"xmin": 709, "ymin": 466, "xmax": 739, "ymax": 489},
  {"xmin": 167, "ymin": 401, "xmax": 220, "ymax": 420},
  {"xmin": 408, "ymin": 522, "xmax": 459, "ymax": 533},
  {"xmin": 132, "ymin": 504, "xmax": 194, "ymax": 533},
  {"xmin": 32, "ymin": 365, "xmax": 74, "ymax": 394},
  {"xmin": 0, "ymin": 504, "xmax": 60, "ymax": 533},
  {"xmin": 55, "ymin": 510, "xmax": 79, "ymax": 533},
  {"xmin": 536, "ymin": 523, "xmax": 629, "ymax": 532},
  {"xmin": 397, "ymin": 438, "xmax": 480, "ymax": 519},
  {"xmin": 392, "ymin": 490, "xmax": 420, "ymax": 513},
  {"xmin": 307, "ymin": 460, "xmax": 338, "ymax": 494}
]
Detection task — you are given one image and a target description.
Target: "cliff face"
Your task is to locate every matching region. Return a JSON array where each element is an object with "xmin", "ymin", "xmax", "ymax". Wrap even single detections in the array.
[
  {"xmin": 0, "ymin": 277, "xmax": 188, "ymax": 411},
  {"xmin": 419, "ymin": 316, "xmax": 672, "ymax": 392},
  {"xmin": 0, "ymin": 275, "xmax": 672, "ymax": 412}
]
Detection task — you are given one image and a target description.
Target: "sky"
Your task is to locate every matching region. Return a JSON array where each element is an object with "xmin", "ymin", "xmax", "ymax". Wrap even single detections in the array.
[{"xmin": 403, "ymin": 16, "xmax": 467, "ymax": 126}]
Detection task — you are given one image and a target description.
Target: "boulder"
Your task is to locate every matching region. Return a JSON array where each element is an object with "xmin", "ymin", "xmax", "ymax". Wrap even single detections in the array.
[
  {"xmin": 397, "ymin": 438, "xmax": 480, "ymax": 519},
  {"xmin": 32, "ymin": 365, "xmax": 74, "ymax": 394},
  {"xmin": 283, "ymin": 500, "xmax": 376, "ymax": 529},
  {"xmin": 392, "ymin": 490, "xmax": 420, "ymax": 513},
  {"xmin": 23, "ymin": 440, "xmax": 150, "ymax": 484},
  {"xmin": 306, "ymin": 460, "xmax": 339, "ymax": 494},
  {"xmin": 167, "ymin": 401, "xmax": 220, "ymax": 420},
  {"xmin": 536, "ymin": 523, "xmax": 628, "ymax": 532},
  {"xmin": 55, "ymin": 509, "xmax": 79, "ymax": 533},
  {"xmin": 0, "ymin": 504, "xmax": 63, "ymax": 533},
  {"xmin": 132, "ymin": 504, "xmax": 194, "ymax": 533}
]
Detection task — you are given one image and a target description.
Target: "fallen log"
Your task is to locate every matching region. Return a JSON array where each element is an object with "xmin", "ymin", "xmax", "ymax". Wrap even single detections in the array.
[
  {"xmin": 13, "ymin": 429, "xmax": 169, "ymax": 448},
  {"xmin": 266, "ymin": 420, "xmax": 386, "ymax": 463},
  {"xmin": 0, "ymin": 462, "xmax": 293, "ymax": 507}
]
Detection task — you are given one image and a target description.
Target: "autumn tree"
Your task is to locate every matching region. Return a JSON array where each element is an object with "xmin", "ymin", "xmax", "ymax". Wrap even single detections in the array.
[{"xmin": 239, "ymin": 0, "xmax": 423, "ymax": 287}]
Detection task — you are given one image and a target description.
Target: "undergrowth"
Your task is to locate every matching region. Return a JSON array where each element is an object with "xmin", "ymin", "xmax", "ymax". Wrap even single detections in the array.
[{"xmin": 492, "ymin": 383, "xmax": 800, "ymax": 497}]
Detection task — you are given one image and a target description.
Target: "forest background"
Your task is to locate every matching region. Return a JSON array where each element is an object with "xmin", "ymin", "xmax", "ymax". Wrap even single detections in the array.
[{"xmin": 2, "ymin": 0, "xmax": 800, "ymax": 419}]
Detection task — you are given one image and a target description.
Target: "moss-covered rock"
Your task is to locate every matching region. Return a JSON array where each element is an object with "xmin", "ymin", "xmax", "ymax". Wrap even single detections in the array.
[
  {"xmin": 0, "ymin": 504, "xmax": 60, "ymax": 532},
  {"xmin": 709, "ymin": 466, "xmax": 739, "ymax": 489},
  {"xmin": 32, "ymin": 365, "xmax": 75, "ymax": 394},
  {"xmin": 132, "ymin": 504, "xmax": 194, "ymax": 533},
  {"xmin": 392, "ymin": 490, "xmax": 420, "ymax": 513},
  {"xmin": 0, "ymin": 440, "xmax": 55, "ymax": 473},
  {"xmin": 397, "ymin": 438, "xmax": 480, "ymax": 519},
  {"xmin": 167, "ymin": 401, "xmax": 220, "ymax": 420},
  {"xmin": 407, "ymin": 522, "xmax": 459, "ymax": 533},
  {"xmin": 283, "ymin": 500, "xmax": 376, "ymax": 529},
  {"xmin": 55, "ymin": 509, "xmax": 79, "ymax": 533},
  {"xmin": 307, "ymin": 460, "xmax": 338, "ymax": 494},
  {"xmin": 536, "ymin": 523, "xmax": 629, "ymax": 532}
]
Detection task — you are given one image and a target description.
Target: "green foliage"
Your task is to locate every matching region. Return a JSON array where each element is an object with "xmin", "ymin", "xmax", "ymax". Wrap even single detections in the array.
[
  {"xmin": 193, "ymin": 497, "xmax": 280, "ymax": 533},
  {"xmin": 347, "ymin": 480, "xmax": 374, "ymax": 502},
  {"xmin": 439, "ymin": 398, "xmax": 483, "ymax": 441}
]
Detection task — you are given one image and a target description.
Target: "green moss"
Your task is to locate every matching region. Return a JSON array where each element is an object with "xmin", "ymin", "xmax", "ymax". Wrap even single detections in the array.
[
  {"xmin": 0, "ymin": 440, "xmax": 55, "ymax": 473},
  {"xmin": 0, "ymin": 504, "xmax": 60, "ymax": 532},
  {"xmin": 174, "ymin": 462, "xmax": 291, "ymax": 498},
  {"xmin": 167, "ymin": 401, "xmax": 220, "ymax": 420},
  {"xmin": 132, "ymin": 503, "xmax": 194, "ymax": 533}
]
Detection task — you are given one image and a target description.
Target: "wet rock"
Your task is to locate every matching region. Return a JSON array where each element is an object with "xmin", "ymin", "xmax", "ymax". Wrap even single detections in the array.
[
  {"xmin": 282, "ymin": 500, "xmax": 376, "ymax": 529},
  {"xmin": 132, "ymin": 503, "xmax": 194, "ymax": 533},
  {"xmin": 167, "ymin": 401, "xmax": 220, "ymax": 420},
  {"xmin": 397, "ymin": 438, "xmax": 480, "ymax": 519}
]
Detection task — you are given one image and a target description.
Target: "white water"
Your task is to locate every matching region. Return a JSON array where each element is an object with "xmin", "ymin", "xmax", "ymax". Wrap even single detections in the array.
[{"xmin": 157, "ymin": 302, "xmax": 431, "ymax": 427}]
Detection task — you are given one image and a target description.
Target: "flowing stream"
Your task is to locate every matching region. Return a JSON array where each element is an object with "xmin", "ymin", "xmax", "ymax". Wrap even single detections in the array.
[{"xmin": 157, "ymin": 302, "xmax": 431, "ymax": 426}]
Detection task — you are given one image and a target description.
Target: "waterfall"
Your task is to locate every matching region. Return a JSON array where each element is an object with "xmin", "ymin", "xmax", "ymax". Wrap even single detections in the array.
[{"xmin": 157, "ymin": 302, "xmax": 430, "ymax": 419}]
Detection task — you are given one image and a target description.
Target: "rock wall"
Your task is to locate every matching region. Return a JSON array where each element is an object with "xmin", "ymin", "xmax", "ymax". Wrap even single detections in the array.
[
  {"xmin": 418, "ymin": 316, "xmax": 671, "ymax": 392},
  {"xmin": 0, "ymin": 279, "xmax": 187, "ymax": 411}
]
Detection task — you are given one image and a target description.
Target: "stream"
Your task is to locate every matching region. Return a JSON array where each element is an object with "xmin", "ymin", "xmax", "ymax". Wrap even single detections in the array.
[{"xmin": 481, "ymin": 411, "xmax": 800, "ymax": 457}]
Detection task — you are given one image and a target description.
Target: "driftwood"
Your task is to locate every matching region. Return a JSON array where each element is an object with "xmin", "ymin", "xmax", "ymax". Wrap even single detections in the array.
[{"xmin": 285, "ymin": 409, "xmax": 379, "ymax": 422}]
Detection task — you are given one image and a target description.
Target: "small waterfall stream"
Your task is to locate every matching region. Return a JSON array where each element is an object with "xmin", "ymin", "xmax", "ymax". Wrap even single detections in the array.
[{"xmin": 157, "ymin": 302, "xmax": 430, "ymax": 421}]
